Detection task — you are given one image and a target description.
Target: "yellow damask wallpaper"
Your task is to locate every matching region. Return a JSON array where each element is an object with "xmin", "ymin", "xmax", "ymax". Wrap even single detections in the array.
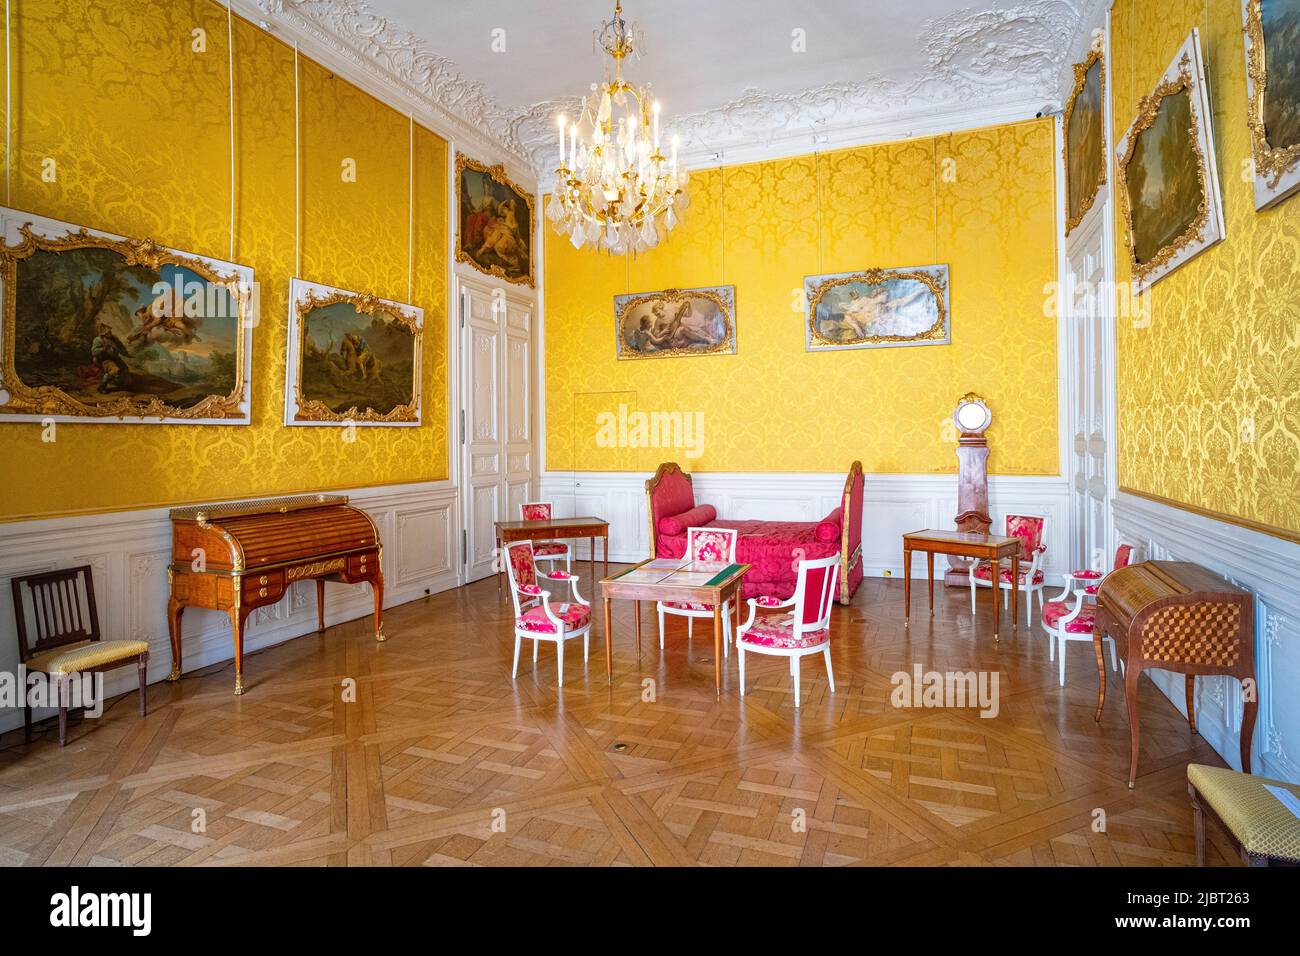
[
  {"xmin": 545, "ymin": 120, "xmax": 1060, "ymax": 475},
  {"xmin": 0, "ymin": 0, "xmax": 448, "ymax": 521},
  {"xmin": 1112, "ymin": 0, "xmax": 1300, "ymax": 538}
]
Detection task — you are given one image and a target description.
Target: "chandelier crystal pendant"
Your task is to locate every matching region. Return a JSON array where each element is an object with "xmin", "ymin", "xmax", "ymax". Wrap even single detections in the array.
[{"xmin": 546, "ymin": 1, "xmax": 690, "ymax": 255}]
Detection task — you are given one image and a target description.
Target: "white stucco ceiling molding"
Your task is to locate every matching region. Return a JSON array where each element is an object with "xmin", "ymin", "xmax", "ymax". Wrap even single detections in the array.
[{"xmin": 516, "ymin": 1, "xmax": 1094, "ymax": 178}]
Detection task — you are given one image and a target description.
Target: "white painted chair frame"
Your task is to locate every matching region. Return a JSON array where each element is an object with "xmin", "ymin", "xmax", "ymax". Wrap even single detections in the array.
[
  {"xmin": 504, "ymin": 540, "xmax": 591, "ymax": 688},
  {"xmin": 656, "ymin": 526, "xmax": 739, "ymax": 658},
  {"xmin": 519, "ymin": 501, "xmax": 572, "ymax": 575},
  {"xmin": 1042, "ymin": 542, "xmax": 1136, "ymax": 687},
  {"xmin": 968, "ymin": 514, "xmax": 1049, "ymax": 626},
  {"xmin": 737, "ymin": 554, "xmax": 840, "ymax": 709}
]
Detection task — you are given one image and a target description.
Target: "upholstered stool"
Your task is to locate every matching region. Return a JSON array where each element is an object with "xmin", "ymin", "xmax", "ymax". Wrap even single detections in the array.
[{"xmin": 1188, "ymin": 763, "xmax": 1300, "ymax": 867}]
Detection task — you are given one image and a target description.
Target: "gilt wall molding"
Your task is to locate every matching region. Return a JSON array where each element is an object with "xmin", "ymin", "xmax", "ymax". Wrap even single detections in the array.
[{"xmin": 245, "ymin": 0, "xmax": 1111, "ymax": 186}]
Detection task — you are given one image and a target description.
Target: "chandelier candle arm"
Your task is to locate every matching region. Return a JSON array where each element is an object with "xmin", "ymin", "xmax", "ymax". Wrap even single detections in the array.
[{"xmin": 551, "ymin": 0, "xmax": 688, "ymax": 255}]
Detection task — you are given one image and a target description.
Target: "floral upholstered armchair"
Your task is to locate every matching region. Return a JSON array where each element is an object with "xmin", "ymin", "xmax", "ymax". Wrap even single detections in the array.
[
  {"xmin": 504, "ymin": 540, "xmax": 591, "ymax": 687},
  {"xmin": 519, "ymin": 501, "xmax": 571, "ymax": 574},
  {"xmin": 656, "ymin": 527, "xmax": 739, "ymax": 656},
  {"xmin": 968, "ymin": 514, "xmax": 1048, "ymax": 626}
]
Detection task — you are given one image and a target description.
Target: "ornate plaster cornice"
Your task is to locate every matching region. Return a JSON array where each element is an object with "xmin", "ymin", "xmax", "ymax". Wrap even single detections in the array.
[{"xmin": 249, "ymin": 0, "xmax": 1112, "ymax": 187}]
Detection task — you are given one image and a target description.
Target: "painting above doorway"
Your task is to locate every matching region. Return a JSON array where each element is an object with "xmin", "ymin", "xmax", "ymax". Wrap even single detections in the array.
[
  {"xmin": 1064, "ymin": 48, "xmax": 1107, "ymax": 235},
  {"xmin": 1243, "ymin": 0, "xmax": 1300, "ymax": 210},
  {"xmin": 456, "ymin": 154, "xmax": 535, "ymax": 288}
]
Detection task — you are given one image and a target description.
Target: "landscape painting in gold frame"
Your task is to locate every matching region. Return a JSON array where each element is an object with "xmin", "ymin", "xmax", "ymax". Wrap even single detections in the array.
[
  {"xmin": 284, "ymin": 278, "xmax": 423, "ymax": 427},
  {"xmin": 614, "ymin": 286, "xmax": 736, "ymax": 360},
  {"xmin": 1242, "ymin": 0, "xmax": 1300, "ymax": 210},
  {"xmin": 1115, "ymin": 30, "xmax": 1225, "ymax": 293},
  {"xmin": 1064, "ymin": 47, "xmax": 1106, "ymax": 235},
  {"xmin": 456, "ymin": 154, "xmax": 535, "ymax": 287},
  {"xmin": 0, "ymin": 208, "xmax": 253, "ymax": 425}
]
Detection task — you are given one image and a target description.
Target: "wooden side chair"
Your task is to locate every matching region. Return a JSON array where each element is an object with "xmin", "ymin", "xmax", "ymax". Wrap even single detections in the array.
[
  {"xmin": 737, "ymin": 555, "xmax": 840, "ymax": 708},
  {"xmin": 11, "ymin": 566, "xmax": 150, "ymax": 746},
  {"xmin": 519, "ymin": 501, "xmax": 572, "ymax": 573},
  {"xmin": 656, "ymin": 526, "xmax": 739, "ymax": 657}
]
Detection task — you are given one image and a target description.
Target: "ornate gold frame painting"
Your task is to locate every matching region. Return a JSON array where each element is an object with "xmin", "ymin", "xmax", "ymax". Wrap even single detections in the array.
[
  {"xmin": 1064, "ymin": 48, "xmax": 1107, "ymax": 235},
  {"xmin": 1242, "ymin": 0, "xmax": 1300, "ymax": 210},
  {"xmin": 805, "ymin": 265, "xmax": 950, "ymax": 352},
  {"xmin": 1115, "ymin": 30, "xmax": 1225, "ymax": 293},
  {"xmin": 0, "ymin": 209, "xmax": 254, "ymax": 425},
  {"xmin": 614, "ymin": 285, "xmax": 736, "ymax": 360},
  {"xmin": 284, "ymin": 278, "xmax": 423, "ymax": 427},
  {"xmin": 456, "ymin": 154, "xmax": 535, "ymax": 288}
]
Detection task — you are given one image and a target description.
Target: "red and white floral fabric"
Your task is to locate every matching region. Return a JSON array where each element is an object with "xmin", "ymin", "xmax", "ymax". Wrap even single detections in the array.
[
  {"xmin": 1085, "ymin": 584, "xmax": 1098, "ymax": 595},
  {"xmin": 1071, "ymin": 569, "xmax": 1103, "ymax": 579},
  {"xmin": 544, "ymin": 570, "xmax": 573, "ymax": 580},
  {"xmin": 973, "ymin": 563, "xmax": 1045, "ymax": 585},
  {"xmin": 509, "ymin": 544, "xmax": 537, "ymax": 590},
  {"xmin": 519, "ymin": 583, "xmax": 542, "ymax": 596},
  {"xmin": 754, "ymin": 596, "xmax": 785, "ymax": 607},
  {"xmin": 518, "ymin": 603, "xmax": 591, "ymax": 633},
  {"xmin": 533, "ymin": 541, "xmax": 567, "ymax": 556},
  {"xmin": 663, "ymin": 600, "xmax": 713, "ymax": 612},
  {"xmin": 738, "ymin": 614, "xmax": 828, "ymax": 649},
  {"xmin": 521, "ymin": 503, "xmax": 552, "ymax": 521},
  {"xmin": 1005, "ymin": 514, "xmax": 1046, "ymax": 560},
  {"xmin": 1042, "ymin": 600, "xmax": 1096, "ymax": 633},
  {"xmin": 689, "ymin": 529, "xmax": 733, "ymax": 564}
]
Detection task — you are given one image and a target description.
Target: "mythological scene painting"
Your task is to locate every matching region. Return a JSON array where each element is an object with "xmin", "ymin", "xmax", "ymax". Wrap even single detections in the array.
[
  {"xmin": 285, "ymin": 279, "xmax": 422, "ymax": 426},
  {"xmin": 1066, "ymin": 53, "xmax": 1106, "ymax": 232},
  {"xmin": 805, "ymin": 265, "xmax": 950, "ymax": 352},
  {"xmin": 457, "ymin": 154, "xmax": 534, "ymax": 287},
  {"xmin": 614, "ymin": 285, "xmax": 736, "ymax": 360},
  {"xmin": 0, "ymin": 212, "xmax": 252, "ymax": 423}
]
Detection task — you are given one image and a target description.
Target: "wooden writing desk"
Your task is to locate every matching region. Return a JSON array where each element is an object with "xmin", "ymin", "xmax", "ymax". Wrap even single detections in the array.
[
  {"xmin": 902, "ymin": 529, "xmax": 1022, "ymax": 639},
  {"xmin": 495, "ymin": 516, "xmax": 609, "ymax": 593},
  {"xmin": 599, "ymin": 559, "xmax": 749, "ymax": 695}
]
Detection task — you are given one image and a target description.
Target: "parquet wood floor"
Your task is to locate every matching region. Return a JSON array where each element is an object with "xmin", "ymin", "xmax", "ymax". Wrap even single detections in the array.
[{"xmin": 0, "ymin": 575, "xmax": 1240, "ymax": 867}]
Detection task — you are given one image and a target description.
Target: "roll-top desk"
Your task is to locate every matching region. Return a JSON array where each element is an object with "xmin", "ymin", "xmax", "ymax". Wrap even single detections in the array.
[
  {"xmin": 1093, "ymin": 560, "xmax": 1255, "ymax": 788},
  {"xmin": 166, "ymin": 494, "xmax": 384, "ymax": 695}
]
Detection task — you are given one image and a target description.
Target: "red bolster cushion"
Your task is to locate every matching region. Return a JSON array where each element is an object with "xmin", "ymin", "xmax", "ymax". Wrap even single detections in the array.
[
  {"xmin": 658, "ymin": 504, "xmax": 717, "ymax": 536},
  {"xmin": 815, "ymin": 507, "xmax": 843, "ymax": 543}
]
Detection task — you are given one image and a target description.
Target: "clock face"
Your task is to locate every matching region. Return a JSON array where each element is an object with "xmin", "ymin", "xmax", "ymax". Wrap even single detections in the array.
[{"xmin": 955, "ymin": 399, "xmax": 991, "ymax": 433}]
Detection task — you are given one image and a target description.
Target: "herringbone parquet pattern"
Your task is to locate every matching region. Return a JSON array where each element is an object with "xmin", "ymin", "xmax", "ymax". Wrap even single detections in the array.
[{"xmin": 0, "ymin": 575, "xmax": 1241, "ymax": 866}]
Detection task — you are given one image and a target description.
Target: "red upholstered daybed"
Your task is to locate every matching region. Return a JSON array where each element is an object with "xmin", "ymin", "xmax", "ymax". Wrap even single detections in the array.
[{"xmin": 645, "ymin": 461, "xmax": 864, "ymax": 605}]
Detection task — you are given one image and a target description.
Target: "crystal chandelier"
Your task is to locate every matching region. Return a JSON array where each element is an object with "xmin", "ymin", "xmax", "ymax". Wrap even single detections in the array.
[{"xmin": 546, "ymin": 1, "xmax": 690, "ymax": 254}]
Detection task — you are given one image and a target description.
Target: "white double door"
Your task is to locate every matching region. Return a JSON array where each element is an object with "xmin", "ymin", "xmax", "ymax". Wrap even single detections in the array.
[{"xmin": 459, "ymin": 276, "xmax": 535, "ymax": 583}]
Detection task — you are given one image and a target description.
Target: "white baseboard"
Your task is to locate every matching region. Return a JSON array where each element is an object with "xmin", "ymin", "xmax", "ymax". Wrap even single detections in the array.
[
  {"xmin": 0, "ymin": 481, "xmax": 461, "ymax": 733},
  {"xmin": 1113, "ymin": 491, "xmax": 1300, "ymax": 783},
  {"xmin": 539, "ymin": 469, "xmax": 1071, "ymax": 581}
]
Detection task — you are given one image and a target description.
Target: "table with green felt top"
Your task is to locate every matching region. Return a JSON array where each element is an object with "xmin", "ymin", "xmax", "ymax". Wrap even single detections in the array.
[{"xmin": 599, "ymin": 558, "xmax": 751, "ymax": 695}]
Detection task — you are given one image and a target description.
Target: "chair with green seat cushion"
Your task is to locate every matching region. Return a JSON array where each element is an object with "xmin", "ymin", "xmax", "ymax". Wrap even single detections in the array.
[
  {"xmin": 11, "ymin": 565, "xmax": 149, "ymax": 746},
  {"xmin": 1188, "ymin": 763, "xmax": 1300, "ymax": 867}
]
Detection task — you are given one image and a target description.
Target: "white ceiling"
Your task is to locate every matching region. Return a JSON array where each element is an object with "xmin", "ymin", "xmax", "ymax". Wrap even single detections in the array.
[{"xmin": 253, "ymin": 0, "xmax": 1103, "ymax": 179}]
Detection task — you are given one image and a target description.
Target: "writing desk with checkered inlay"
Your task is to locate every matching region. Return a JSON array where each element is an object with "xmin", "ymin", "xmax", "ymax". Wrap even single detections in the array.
[{"xmin": 1094, "ymin": 560, "xmax": 1256, "ymax": 788}]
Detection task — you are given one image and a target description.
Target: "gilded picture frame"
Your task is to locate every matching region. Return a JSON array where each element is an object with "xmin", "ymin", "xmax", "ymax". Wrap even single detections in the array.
[
  {"xmin": 284, "ymin": 278, "xmax": 423, "ymax": 427},
  {"xmin": 1115, "ymin": 30, "xmax": 1226, "ymax": 292},
  {"xmin": 0, "ymin": 208, "xmax": 254, "ymax": 425},
  {"xmin": 614, "ymin": 285, "xmax": 737, "ymax": 360},
  {"xmin": 455, "ymin": 153, "xmax": 536, "ymax": 288},
  {"xmin": 1064, "ymin": 47, "xmax": 1107, "ymax": 236},
  {"xmin": 804, "ymin": 265, "xmax": 950, "ymax": 352},
  {"xmin": 1242, "ymin": 0, "xmax": 1300, "ymax": 211}
]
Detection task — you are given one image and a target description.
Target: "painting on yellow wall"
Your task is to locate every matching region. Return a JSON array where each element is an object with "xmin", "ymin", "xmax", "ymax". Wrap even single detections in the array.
[
  {"xmin": 0, "ymin": 209, "xmax": 253, "ymax": 425},
  {"xmin": 804, "ymin": 265, "xmax": 950, "ymax": 352},
  {"xmin": 1064, "ymin": 48, "xmax": 1106, "ymax": 235},
  {"xmin": 1116, "ymin": 30, "xmax": 1225, "ymax": 292},
  {"xmin": 456, "ymin": 154, "xmax": 535, "ymax": 287},
  {"xmin": 284, "ymin": 278, "xmax": 423, "ymax": 427},
  {"xmin": 614, "ymin": 285, "xmax": 736, "ymax": 360},
  {"xmin": 1243, "ymin": 0, "xmax": 1300, "ymax": 210}
]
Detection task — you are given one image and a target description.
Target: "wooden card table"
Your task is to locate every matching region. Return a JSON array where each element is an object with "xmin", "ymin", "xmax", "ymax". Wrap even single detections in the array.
[
  {"xmin": 599, "ymin": 559, "xmax": 750, "ymax": 695},
  {"xmin": 495, "ymin": 516, "xmax": 609, "ymax": 593},
  {"xmin": 902, "ymin": 529, "xmax": 1023, "ymax": 639}
]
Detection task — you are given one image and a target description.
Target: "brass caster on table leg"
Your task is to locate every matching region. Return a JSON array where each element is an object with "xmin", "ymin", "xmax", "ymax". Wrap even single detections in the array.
[
  {"xmin": 167, "ymin": 665, "xmax": 180, "ymax": 682},
  {"xmin": 375, "ymin": 628, "xmax": 386, "ymax": 643},
  {"xmin": 233, "ymin": 675, "xmax": 245, "ymax": 696}
]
